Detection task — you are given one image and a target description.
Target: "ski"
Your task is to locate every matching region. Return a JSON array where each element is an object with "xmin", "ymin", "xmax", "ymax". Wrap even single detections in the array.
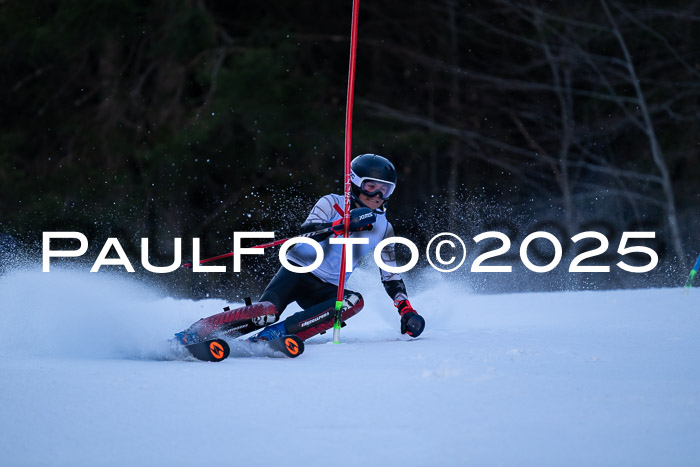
[
  {"xmin": 172, "ymin": 299, "xmax": 307, "ymax": 361},
  {"xmin": 177, "ymin": 334, "xmax": 304, "ymax": 362}
]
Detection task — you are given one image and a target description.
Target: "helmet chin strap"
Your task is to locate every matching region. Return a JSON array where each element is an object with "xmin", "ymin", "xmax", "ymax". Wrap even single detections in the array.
[{"xmin": 352, "ymin": 193, "xmax": 387, "ymax": 214}]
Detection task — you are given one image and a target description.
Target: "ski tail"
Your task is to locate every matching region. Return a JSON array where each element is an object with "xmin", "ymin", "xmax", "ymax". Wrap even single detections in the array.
[
  {"xmin": 268, "ymin": 335, "xmax": 305, "ymax": 358},
  {"xmin": 184, "ymin": 338, "xmax": 230, "ymax": 362}
]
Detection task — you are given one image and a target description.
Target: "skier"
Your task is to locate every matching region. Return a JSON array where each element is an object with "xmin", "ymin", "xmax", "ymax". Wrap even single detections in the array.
[{"xmin": 176, "ymin": 153, "xmax": 425, "ymax": 347}]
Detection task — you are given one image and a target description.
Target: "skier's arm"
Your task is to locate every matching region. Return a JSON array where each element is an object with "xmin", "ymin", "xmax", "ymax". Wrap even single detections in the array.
[
  {"xmin": 300, "ymin": 221, "xmax": 334, "ymax": 240},
  {"xmin": 298, "ymin": 195, "xmax": 337, "ymax": 235},
  {"xmin": 299, "ymin": 196, "xmax": 375, "ymax": 240},
  {"xmin": 297, "ymin": 196, "xmax": 339, "ymax": 241},
  {"xmin": 380, "ymin": 223, "xmax": 425, "ymax": 337},
  {"xmin": 382, "ymin": 277, "xmax": 408, "ymax": 302},
  {"xmin": 378, "ymin": 223, "xmax": 408, "ymax": 300}
]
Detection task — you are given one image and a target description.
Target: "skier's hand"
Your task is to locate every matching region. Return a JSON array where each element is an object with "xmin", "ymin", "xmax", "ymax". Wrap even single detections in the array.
[
  {"xmin": 331, "ymin": 207, "xmax": 376, "ymax": 235},
  {"xmin": 395, "ymin": 299, "xmax": 425, "ymax": 338},
  {"xmin": 348, "ymin": 207, "xmax": 376, "ymax": 231}
]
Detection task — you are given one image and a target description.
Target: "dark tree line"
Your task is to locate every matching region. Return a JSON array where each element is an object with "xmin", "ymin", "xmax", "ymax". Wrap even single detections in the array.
[{"xmin": 1, "ymin": 1, "xmax": 698, "ymax": 296}]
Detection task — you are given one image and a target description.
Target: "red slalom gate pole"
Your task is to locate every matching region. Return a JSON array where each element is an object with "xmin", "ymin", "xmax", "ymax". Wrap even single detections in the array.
[{"xmin": 333, "ymin": 0, "xmax": 360, "ymax": 344}]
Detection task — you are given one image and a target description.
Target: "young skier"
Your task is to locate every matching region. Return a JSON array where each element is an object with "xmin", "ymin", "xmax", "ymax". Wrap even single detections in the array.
[{"xmin": 176, "ymin": 153, "xmax": 425, "ymax": 347}]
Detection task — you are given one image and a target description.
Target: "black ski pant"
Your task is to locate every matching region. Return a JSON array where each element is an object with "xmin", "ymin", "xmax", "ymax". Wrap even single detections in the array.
[
  {"xmin": 259, "ymin": 265, "xmax": 363, "ymax": 333},
  {"xmin": 260, "ymin": 265, "xmax": 340, "ymax": 313}
]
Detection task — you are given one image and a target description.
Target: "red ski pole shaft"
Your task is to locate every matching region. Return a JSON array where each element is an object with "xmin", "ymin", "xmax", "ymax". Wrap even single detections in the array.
[
  {"xmin": 181, "ymin": 238, "xmax": 288, "ymax": 269},
  {"xmin": 180, "ymin": 224, "xmax": 340, "ymax": 268}
]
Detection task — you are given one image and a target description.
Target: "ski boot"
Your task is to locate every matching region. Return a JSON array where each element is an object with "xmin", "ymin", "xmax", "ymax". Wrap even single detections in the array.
[{"xmin": 249, "ymin": 320, "xmax": 287, "ymax": 342}]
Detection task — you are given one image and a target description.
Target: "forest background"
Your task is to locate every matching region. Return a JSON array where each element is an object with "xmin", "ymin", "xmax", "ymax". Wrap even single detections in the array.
[{"xmin": 1, "ymin": 0, "xmax": 698, "ymax": 299}]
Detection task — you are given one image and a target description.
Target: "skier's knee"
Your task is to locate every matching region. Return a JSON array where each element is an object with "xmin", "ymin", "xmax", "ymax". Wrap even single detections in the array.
[
  {"xmin": 252, "ymin": 301, "xmax": 281, "ymax": 327},
  {"xmin": 343, "ymin": 290, "xmax": 364, "ymax": 313},
  {"xmin": 259, "ymin": 290, "xmax": 284, "ymax": 313},
  {"xmin": 252, "ymin": 313, "xmax": 280, "ymax": 327}
]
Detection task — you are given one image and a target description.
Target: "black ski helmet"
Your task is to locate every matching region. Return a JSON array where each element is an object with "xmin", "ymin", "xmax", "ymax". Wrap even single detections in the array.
[{"xmin": 350, "ymin": 154, "xmax": 397, "ymax": 212}]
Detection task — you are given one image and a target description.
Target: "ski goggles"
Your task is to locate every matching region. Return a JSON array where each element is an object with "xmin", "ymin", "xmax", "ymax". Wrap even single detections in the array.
[{"xmin": 356, "ymin": 177, "xmax": 396, "ymax": 200}]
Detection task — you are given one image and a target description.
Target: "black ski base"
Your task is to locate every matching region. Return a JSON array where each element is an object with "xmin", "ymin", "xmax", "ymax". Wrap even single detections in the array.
[
  {"xmin": 266, "ymin": 334, "xmax": 305, "ymax": 358},
  {"xmin": 184, "ymin": 338, "xmax": 231, "ymax": 362},
  {"xmin": 182, "ymin": 335, "xmax": 304, "ymax": 362}
]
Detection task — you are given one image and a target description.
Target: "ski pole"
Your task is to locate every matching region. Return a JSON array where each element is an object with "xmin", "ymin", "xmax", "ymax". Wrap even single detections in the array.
[
  {"xmin": 684, "ymin": 253, "xmax": 700, "ymax": 290},
  {"xmin": 333, "ymin": 0, "xmax": 360, "ymax": 344},
  {"xmin": 181, "ymin": 225, "xmax": 340, "ymax": 268}
]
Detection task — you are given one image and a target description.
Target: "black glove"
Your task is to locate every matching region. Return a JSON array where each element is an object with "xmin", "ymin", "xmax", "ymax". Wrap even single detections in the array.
[
  {"xmin": 331, "ymin": 207, "xmax": 376, "ymax": 235},
  {"xmin": 395, "ymin": 299, "xmax": 425, "ymax": 338}
]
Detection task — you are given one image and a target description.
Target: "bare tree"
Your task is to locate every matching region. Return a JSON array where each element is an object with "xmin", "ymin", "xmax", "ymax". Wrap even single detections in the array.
[
  {"xmin": 600, "ymin": 0, "xmax": 686, "ymax": 263},
  {"xmin": 359, "ymin": 0, "xmax": 698, "ymax": 266}
]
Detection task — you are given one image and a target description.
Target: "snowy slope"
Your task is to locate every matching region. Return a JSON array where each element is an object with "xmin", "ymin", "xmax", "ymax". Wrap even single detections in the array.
[{"xmin": 1, "ymin": 267, "xmax": 699, "ymax": 466}]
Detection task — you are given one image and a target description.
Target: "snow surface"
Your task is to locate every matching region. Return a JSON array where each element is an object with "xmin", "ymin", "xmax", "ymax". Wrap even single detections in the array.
[{"xmin": 1, "ymin": 267, "xmax": 699, "ymax": 466}]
